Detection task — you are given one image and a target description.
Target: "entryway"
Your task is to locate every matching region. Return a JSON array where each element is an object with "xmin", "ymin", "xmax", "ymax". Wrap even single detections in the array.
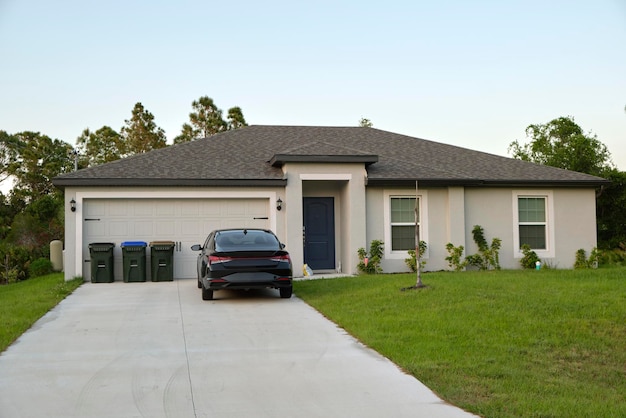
[{"xmin": 303, "ymin": 197, "xmax": 336, "ymax": 270}]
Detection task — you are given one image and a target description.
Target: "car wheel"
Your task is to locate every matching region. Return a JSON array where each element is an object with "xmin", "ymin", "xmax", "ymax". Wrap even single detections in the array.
[
  {"xmin": 279, "ymin": 286, "xmax": 293, "ymax": 299},
  {"xmin": 197, "ymin": 277, "xmax": 202, "ymax": 289},
  {"xmin": 202, "ymin": 286, "xmax": 214, "ymax": 301}
]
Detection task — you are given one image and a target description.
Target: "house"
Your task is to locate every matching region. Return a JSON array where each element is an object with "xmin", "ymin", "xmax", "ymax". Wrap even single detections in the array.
[{"xmin": 53, "ymin": 125, "xmax": 608, "ymax": 281}]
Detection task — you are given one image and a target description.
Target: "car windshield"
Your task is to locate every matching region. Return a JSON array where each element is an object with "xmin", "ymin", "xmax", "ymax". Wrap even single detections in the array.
[{"xmin": 215, "ymin": 230, "xmax": 280, "ymax": 252}]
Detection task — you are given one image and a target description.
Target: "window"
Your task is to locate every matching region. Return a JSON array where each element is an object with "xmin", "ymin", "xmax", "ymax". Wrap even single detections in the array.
[
  {"xmin": 384, "ymin": 190, "xmax": 428, "ymax": 259},
  {"xmin": 391, "ymin": 197, "xmax": 418, "ymax": 251},
  {"xmin": 512, "ymin": 191, "xmax": 554, "ymax": 258},
  {"xmin": 518, "ymin": 197, "xmax": 546, "ymax": 249}
]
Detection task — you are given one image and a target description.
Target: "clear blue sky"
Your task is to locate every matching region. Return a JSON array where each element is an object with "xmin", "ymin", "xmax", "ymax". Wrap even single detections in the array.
[{"xmin": 1, "ymin": 0, "xmax": 625, "ymax": 169}]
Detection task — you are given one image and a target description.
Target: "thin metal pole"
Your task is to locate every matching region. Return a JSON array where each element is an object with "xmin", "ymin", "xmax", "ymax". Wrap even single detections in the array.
[{"xmin": 415, "ymin": 180, "xmax": 423, "ymax": 288}]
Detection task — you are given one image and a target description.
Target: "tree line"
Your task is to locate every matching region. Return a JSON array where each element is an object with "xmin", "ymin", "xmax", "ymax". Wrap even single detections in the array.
[{"xmin": 0, "ymin": 108, "xmax": 624, "ymax": 283}]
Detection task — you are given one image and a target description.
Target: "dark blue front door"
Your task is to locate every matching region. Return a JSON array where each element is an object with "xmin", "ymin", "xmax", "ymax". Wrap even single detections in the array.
[{"xmin": 303, "ymin": 197, "xmax": 335, "ymax": 270}]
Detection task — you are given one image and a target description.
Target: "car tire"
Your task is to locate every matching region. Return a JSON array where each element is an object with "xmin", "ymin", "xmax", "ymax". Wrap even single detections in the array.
[
  {"xmin": 202, "ymin": 286, "xmax": 214, "ymax": 301},
  {"xmin": 279, "ymin": 286, "xmax": 293, "ymax": 299},
  {"xmin": 197, "ymin": 277, "xmax": 202, "ymax": 289}
]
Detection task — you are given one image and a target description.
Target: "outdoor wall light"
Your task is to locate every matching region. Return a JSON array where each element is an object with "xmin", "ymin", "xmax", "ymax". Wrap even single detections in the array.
[
  {"xmin": 70, "ymin": 199, "xmax": 76, "ymax": 212},
  {"xmin": 276, "ymin": 198, "xmax": 283, "ymax": 211}
]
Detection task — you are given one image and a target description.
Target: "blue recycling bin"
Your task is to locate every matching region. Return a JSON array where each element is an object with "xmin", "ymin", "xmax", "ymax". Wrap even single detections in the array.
[{"xmin": 121, "ymin": 241, "xmax": 147, "ymax": 282}]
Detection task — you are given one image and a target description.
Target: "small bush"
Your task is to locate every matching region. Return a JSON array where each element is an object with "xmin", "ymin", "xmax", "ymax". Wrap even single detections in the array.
[
  {"xmin": 574, "ymin": 248, "xmax": 599, "ymax": 269},
  {"xmin": 520, "ymin": 244, "xmax": 540, "ymax": 269},
  {"xmin": 29, "ymin": 258, "xmax": 54, "ymax": 278},
  {"xmin": 405, "ymin": 241, "xmax": 428, "ymax": 272},
  {"xmin": 445, "ymin": 243, "xmax": 467, "ymax": 271},
  {"xmin": 466, "ymin": 225, "xmax": 501, "ymax": 270},
  {"xmin": 357, "ymin": 239, "xmax": 384, "ymax": 274}
]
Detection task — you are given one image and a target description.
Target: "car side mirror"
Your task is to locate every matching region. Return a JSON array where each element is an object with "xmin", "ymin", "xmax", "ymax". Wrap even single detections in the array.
[
  {"xmin": 191, "ymin": 244, "xmax": 202, "ymax": 251},
  {"xmin": 280, "ymin": 243, "xmax": 286, "ymax": 249}
]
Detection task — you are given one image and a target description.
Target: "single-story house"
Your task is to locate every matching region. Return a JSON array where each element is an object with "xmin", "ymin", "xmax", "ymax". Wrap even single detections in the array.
[{"xmin": 53, "ymin": 125, "xmax": 608, "ymax": 281}]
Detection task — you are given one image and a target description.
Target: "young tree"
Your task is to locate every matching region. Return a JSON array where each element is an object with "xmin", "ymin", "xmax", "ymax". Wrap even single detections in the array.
[
  {"xmin": 120, "ymin": 102, "xmax": 167, "ymax": 156},
  {"xmin": 508, "ymin": 116, "xmax": 614, "ymax": 177},
  {"xmin": 76, "ymin": 126, "xmax": 123, "ymax": 166},
  {"xmin": 227, "ymin": 106, "xmax": 247, "ymax": 130}
]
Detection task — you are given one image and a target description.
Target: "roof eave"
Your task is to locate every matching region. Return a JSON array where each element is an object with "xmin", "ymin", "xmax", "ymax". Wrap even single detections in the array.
[
  {"xmin": 52, "ymin": 178, "xmax": 288, "ymax": 189},
  {"xmin": 366, "ymin": 178, "xmax": 610, "ymax": 188}
]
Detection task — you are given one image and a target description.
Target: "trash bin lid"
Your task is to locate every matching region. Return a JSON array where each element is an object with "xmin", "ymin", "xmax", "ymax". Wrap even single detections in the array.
[
  {"xmin": 149, "ymin": 241, "xmax": 175, "ymax": 246},
  {"xmin": 121, "ymin": 241, "xmax": 147, "ymax": 247},
  {"xmin": 89, "ymin": 242, "xmax": 115, "ymax": 248}
]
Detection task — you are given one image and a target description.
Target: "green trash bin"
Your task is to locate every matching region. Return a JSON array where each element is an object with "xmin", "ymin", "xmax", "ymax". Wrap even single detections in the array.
[
  {"xmin": 150, "ymin": 241, "xmax": 175, "ymax": 282},
  {"xmin": 89, "ymin": 242, "xmax": 115, "ymax": 283},
  {"xmin": 121, "ymin": 241, "xmax": 147, "ymax": 282}
]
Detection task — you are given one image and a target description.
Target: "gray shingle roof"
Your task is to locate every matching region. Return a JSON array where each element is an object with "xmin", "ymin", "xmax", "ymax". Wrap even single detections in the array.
[{"xmin": 53, "ymin": 125, "xmax": 608, "ymax": 188}]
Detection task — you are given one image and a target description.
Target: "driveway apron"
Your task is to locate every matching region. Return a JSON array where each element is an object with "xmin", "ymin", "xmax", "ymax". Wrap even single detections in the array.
[{"xmin": 0, "ymin": 279, "xmax": 477, "ymax": 418}]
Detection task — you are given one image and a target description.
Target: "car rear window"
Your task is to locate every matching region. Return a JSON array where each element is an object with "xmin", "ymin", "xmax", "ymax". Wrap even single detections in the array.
[{"xmin": 215, "ymin": 230, "xmax": 280, "ymax": 251}]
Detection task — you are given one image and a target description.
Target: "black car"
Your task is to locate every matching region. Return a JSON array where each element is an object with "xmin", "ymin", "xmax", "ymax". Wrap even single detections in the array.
[{"xmin": 191, "ymin": 228, "xmax": 293, "ymax": 300}]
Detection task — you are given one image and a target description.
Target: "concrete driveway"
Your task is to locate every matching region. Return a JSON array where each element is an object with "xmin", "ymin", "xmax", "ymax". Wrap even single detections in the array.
[{"xmin": 0, "ymin": 279, "xmax": 477, "ymax": 418}]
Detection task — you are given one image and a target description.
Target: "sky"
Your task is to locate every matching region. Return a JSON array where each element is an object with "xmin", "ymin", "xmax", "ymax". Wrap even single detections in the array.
[{"xmin": 1, "ymin": 0, "xmax": 625, "ymax": 175}]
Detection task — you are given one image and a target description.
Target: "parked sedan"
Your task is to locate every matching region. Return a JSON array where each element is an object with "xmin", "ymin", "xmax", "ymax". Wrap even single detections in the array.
[{"xmin": 191, "ymin": 228, "xmax": 293, "ymax": 300}]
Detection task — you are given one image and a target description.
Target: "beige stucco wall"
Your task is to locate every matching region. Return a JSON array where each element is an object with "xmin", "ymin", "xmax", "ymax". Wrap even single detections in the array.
[
  {"xmin": 64, "ymin": 179, "xmax": 598, "ymax": 281},
  {"xmin": 365, "ymin": 186, "xmax": 598, "ymax": 273}
]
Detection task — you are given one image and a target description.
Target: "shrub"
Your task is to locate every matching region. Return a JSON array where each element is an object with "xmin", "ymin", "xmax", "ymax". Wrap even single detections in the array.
[
  {"xmin": 574, "ymin": 248, "xmax": 599, "ymax": 269},
  {"xmin": 405, "ymin": 241, "xmax": 428, "ymax": 272},
  {"xmin": 466, "ymin": 225, "xmax": 501, "ymax": 270},
  {"xmin": 0, "ymin": 244, "xmax": 31, "ymax": 283},
  {"xmin": 357, "ymin": 239, "xmax": 384, "ymax": 274},
  {"xmin": 520, "ymin": 244, "xmax": 540, "ymax": 269},
  {"xmin": 445, "ymin": 243, "xmax": 467, "ymax": 271},
  {"xmin": 29, "ymin": 258, "xmax": 54, "ymax": 278}
]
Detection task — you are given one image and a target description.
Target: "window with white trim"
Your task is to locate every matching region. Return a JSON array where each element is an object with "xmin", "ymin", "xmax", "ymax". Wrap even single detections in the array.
[
  {"xmin": 518, "ymin": 197, "xmax": 546, "ymax": 249},
  {"xmin": 512, "ymin": 191, "xmax": 555, "ymax": 258},
  {"xmin": 391, "ymin": 197, "xmax": 418, "ymax": 251},
  {"xmin": 384, "ymin": 190, "xmax": 428, "ymax": 260}
]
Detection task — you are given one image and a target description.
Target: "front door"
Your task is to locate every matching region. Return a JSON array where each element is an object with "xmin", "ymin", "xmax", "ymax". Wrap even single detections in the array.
[{"xmin": 303, "ymin": 197, "xmax": 335, "ymax": 270}]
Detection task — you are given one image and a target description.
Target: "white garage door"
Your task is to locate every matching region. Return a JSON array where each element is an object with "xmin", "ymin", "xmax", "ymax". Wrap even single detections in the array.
[{"xmin": 82, "ymin": 198, "xmax": 270, "ymax": 281}]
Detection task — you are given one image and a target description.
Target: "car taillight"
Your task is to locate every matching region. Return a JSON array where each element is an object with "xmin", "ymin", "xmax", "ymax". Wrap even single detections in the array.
[
  {"xmin": 270, "ymin": 254, "xmax": 291, "ymax": 263},
  {"xmin": 208, "ymin": 255, "xmax": 234, "ymax": 265}
]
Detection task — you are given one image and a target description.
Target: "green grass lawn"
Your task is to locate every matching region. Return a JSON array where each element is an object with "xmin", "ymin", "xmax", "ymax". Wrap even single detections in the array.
[
  {"xmin": 295, "ymin": 269, "xmax": 626, "ymax": 418},
  {"xmin": 0, "ymin": 273, "xmax": 83, "ymax": 352}
]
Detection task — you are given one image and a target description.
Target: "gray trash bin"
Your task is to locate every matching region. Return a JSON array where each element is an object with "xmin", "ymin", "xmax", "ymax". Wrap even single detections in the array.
[
  {"xmin": 150, "ymin": 241, "xmax": 175, "ymax": 282},
  {"xmin": 89, "ymin": 243, "xmax": 115, "ymax": 283}
]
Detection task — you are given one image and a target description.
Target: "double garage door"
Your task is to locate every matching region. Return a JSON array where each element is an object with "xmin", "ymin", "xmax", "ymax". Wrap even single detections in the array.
[{"xmin": 82, "ymin": 198, "xmax": 270, "ymax": 280}]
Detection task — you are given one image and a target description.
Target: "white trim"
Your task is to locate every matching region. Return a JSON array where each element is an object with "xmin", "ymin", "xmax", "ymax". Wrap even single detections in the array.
[
  {"xmin": 300, "ymin": 173, "xmax": 352, "ymax": 180},
  {"xmin": 383, "ymin": 189, "xmax": 429, "ymax": 260},
  {"xmin": 73, "ymin": 190, "xmax": 277, "ymax": 276},
  {"xmin": 512, "ymin": 190, "xmax": 555, "ymax": 259}
]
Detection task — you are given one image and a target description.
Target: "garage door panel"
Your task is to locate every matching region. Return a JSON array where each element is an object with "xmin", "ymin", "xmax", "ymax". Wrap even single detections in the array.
[
  {"xmin": 156, "ymin": 204, "xmax": 175, "ymax": 216},
  {"xmin": 134, "ymin": 201, "xmax": 155, "ymax": 216},
  {"xmin": 109, "ymin": 201, "xmax": 128, "ymax": 216},
  {"xmin": 181, "ymin": 202, "xmax": 200, "ymax": 216},
  {"xmin": 155, "ymin": 221, "xmax": 175, "ymax": 236},
  {"xmin": 136, "ymin": 221, "xmax": 155, "ymax": 236},
  {"xmin": 110, "ymin": 221, "xmax": 130, "ymax": 236},
  {"xmin": 83, "ymin": 198, "xmax": 270, "ymax": 280}
]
